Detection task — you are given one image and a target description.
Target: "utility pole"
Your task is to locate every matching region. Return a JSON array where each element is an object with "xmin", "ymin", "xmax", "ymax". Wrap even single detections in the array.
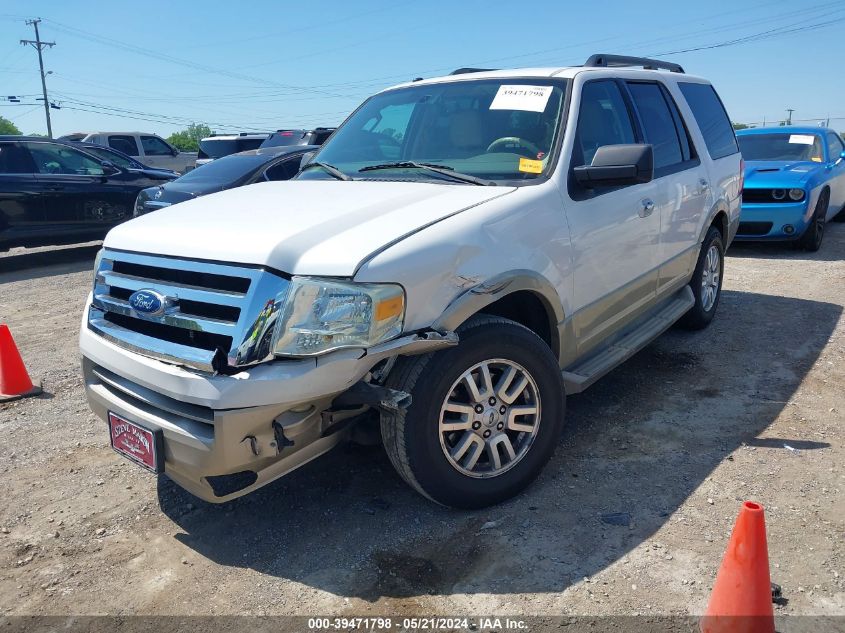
[
  {"xmin": 786, "ymin": 108, "xmax": 794, "ymax": 126},
  {"xmin": 20, "ymin": 18, "xmax": 55, "ymax": 138}
]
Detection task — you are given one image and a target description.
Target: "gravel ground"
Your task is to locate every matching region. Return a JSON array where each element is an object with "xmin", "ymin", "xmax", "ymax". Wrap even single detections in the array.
[{"xmin": 0, "ymin": 229, "xmax": 843, "ymax": 619}]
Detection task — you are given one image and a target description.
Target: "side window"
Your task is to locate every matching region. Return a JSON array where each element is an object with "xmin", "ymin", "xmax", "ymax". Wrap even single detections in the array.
[
  {"xmin": 140, "ymin": 136, "xmax": 174, "ymax": 156},
  {"xmin": 263, "ymin": 157, "xmax": 301, "ymax": 181},
  {"xmin": 0, "ymin": 143, "xmax": 37, "ymax": 174},
  {"xmin": 312, "ymin": 130, "xmax": 333, "ymax": 145},
  {"xmin": 108, "ymin": 135, "xmax": 139, "ymax": 156},
  {"xmin": 826, "ymin": 132, "xmax": 844, "ymax": 159},
  {"xmin": 678, "ymin": 82, "xmax": 738, "ymax": 160},
  {"xmin": 23, "ymin": 142, "xmax": 105, "ymax": 176},
  {"xmin": 573, "ymin": 80, "xmax": 636, "ymax": 167},
  {"xmin": 626, "ymin": 82, "xmax": 684, "ymax": 172}
]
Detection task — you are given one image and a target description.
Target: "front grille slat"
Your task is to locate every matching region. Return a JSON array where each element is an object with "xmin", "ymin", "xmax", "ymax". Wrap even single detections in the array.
[
  {"xmin": 89, "ymin": 250, "xmax": 290, "ymax": 373},
  {"xmin": 111, "ymin": 260, "xmax": 251, "ymax": 294},
  {"xmin": 92, "ymin": 294, "xmax": 238, "ymax": 336},
  {"xmin": 100, "ymin": 269, "xmax": 246, "ymax": 305}
]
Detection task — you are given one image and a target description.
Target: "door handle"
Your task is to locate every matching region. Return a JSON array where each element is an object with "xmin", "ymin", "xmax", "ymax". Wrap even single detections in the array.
[{"xmin": 639, "ymin": 198, "xmax": 655, "ymax": 218}]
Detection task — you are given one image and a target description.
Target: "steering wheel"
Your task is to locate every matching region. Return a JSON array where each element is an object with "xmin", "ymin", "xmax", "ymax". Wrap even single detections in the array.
[{"xmin": 486, "ymin": 137, "xmax": 542, "ymax": 158}]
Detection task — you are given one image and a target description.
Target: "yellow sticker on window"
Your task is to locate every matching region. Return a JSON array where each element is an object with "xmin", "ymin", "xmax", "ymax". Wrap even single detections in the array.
[{"xmin": 518, "ymin": 158, "xmax": 543, "ymax": 174}]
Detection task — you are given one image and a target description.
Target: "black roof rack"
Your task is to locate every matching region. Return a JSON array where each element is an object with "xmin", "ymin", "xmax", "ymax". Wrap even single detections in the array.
[
  {"xmin": 584, "ymin": 54, "xmax": 684, "ymax": 74},
  {"xmin": 450, "ymin": 67, "xmax": 498, "ymax": 75}
]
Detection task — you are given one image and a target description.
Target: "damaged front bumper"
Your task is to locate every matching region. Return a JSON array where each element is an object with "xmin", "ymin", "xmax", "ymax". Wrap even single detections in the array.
[{"xmin": 80, "ymin": 302, "xmax": 457, "ymax": 502}]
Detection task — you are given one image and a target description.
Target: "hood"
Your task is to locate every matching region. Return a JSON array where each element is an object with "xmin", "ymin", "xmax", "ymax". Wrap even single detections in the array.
[
  {"xmin": 157, "ymin": 179, "xmax": 227, "ymax": 199},
  {"xmin": 135, "ymin": 168, "xmax": 179, "ymax": 181},
  {"xmin": 743, "ymin": 160, "xmax": 823, "ymax": 187},
  {"xmin": 106, "ymin": 180, "xmax": 515, "ymax": 276}
]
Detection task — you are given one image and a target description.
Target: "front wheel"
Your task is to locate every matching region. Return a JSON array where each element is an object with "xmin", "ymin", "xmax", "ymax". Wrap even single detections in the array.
[
  {"xmin": 680, "ymin": 226, "xmax": 724, "ymax": 330},
  {"xmin": 798, "ymin": 189, "xmax": 828, "ymax": 252},
  {"xmin": 380, "ymin": 315, "xmax": 565, "ymax": 508}
]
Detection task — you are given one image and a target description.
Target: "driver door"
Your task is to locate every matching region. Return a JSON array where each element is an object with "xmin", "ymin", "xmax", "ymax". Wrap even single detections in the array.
[
  {"xmin": 24, "ymin": 141, "xmax": 131, "ymax": 238},
  {"xmin": 140, "ymin": 135, "xmax": 178, "ymax": 170},
  {"xmin": 564, "ymin": 79, "xmax": 661, "ymax": 356}
]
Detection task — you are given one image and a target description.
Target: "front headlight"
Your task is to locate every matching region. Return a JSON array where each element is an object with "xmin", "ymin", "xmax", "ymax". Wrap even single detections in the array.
[
  {"xmin": 133, "ymin": 191, "xmax": 147, "ymax": 217},
  {"xmin": 92, "ymin": 248, "xmax": 104, "ymax": 285},
  {"xmin": 272, "ymin": 277, "xmax": 405, "ymax": 357},
  {"xmin": 788, "ymin": 188, "xmax": 805, "ymax": 201}
]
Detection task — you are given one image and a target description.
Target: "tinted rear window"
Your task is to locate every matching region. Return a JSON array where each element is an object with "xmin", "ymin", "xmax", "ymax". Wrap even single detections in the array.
[
  {"xmin": 260, "ymin": 131, "xmax": 309, "ymax": 148},
  {"xmin": 198, "ymin": 138, "xmax": 266, "ymax": 160},
  {"xmin": 678, "ymin": 82, "xmax": 738, "ymax": 160}
]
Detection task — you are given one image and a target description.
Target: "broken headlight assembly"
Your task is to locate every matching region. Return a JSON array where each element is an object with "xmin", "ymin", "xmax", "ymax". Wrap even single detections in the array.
[{"xmin": 272, "ymin": 277, "xmax": 405, "ymax": 357}]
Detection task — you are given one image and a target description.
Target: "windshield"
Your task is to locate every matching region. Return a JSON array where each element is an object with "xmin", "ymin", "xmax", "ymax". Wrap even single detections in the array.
[
  {"xmin": 81, "ymin": 145, "xmax": 140, "ymax": 169},
  {"xmin": 300, "ymin": 79, "xmax": 567, "ymax": 184},
  {"xmin": 738, "ymin": 133, "xmax": 825, "ymax": 162},
  {"xmin": 173, "ymin": 152, "xmax": 268, "ymax": 184}
]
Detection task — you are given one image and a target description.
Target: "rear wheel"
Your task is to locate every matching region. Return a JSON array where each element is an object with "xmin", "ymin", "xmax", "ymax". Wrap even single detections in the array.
[
  {"xmin": 380, "ymin": 315, "xmax": 564, "ymax": 508},
  {"xmin": 799, "ymin": 189, "xmax": 829, "ymax": 252},
  {"xmin": 680, "ymin": 226, "xmax": 724, "ymax": 330}
]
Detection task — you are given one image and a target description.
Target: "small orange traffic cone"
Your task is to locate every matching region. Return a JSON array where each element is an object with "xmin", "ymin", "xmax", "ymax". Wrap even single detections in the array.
[
  {"xmin": 700, "ymin": 501, "xmax": 775, "ymax": 633},
  {"xmin": 0, "ymin": 324, "xmax": 42, "ymax": 402}
]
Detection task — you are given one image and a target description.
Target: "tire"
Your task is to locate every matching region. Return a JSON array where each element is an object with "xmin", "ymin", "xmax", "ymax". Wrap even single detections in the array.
[
  {"xmin": 679, "ymin": 226, "xmax": 724, "ymax": 330},
  {"xmin": 380, "ymin": 315, "xmax": 565, "ymax": 508},
  {"xmin": 798, "ymin": 189, "xmax": 829, "ymax": 252}
]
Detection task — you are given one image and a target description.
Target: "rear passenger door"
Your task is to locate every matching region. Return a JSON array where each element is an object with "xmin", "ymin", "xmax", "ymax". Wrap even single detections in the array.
[
  {"xmin": 565, "ymin": 79, "xmax": 662, "ymax": 354},
  {"xmin": 107, "ymin": 135, "xmax": 141, "ymax": 159},
  {"xmin": 624, "ymin": 80, "xmax": 710, "ymax": 297}
]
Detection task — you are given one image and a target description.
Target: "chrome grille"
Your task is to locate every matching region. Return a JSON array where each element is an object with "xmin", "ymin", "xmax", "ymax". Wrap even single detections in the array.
[{"xmin": 89, "ymin": 249, "xmax": 290, "ymax": 373}]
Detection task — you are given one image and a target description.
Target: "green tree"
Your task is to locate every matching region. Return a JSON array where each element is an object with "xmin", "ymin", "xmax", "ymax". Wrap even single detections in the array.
[
  {"xmin": 732, "ymin": 122, "xmax": 749, "ymax": 130},
  {"xmin": 0, "ymin": 116, "xmax": 22, "ymax": 135},
  {"xmin": 166, "ymin": 123, "xmax": 213, "ymax": 152}
]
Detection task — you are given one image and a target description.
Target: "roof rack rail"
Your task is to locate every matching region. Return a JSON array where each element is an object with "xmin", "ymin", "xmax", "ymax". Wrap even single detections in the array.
[
  {"xmin": 584, "ymin": 54, "xmax": 684, "ymax": 74},
  {"xmin": 450, "ymin": 67, "xmax": 498, "ymax": 75}
]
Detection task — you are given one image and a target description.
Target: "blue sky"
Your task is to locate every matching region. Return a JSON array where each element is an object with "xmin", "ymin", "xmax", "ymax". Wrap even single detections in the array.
[{"xmin": 1, "ymin": 0, "xmax": 843, "ymax": 137}]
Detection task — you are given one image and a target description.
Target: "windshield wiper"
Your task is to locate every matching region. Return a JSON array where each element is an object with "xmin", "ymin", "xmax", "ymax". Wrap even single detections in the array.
[
  {"xmin": 358, "ymin": 161, "xmax": 494, "ymax": 186},
  {"xmin": 300, "ymin": 161, "xmax": 352, "ymax": 181}
]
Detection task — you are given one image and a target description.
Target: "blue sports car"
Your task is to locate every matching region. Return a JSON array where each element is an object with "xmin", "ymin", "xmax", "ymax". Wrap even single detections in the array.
[{"xmin": 735, "ymin": 126, "xmax": 845, "ymax": 251}]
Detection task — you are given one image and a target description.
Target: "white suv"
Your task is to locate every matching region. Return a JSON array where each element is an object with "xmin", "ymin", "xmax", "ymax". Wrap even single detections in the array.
[{"xmin": 80, "ymin": 55, "xmax": 741, "ymax": 508}]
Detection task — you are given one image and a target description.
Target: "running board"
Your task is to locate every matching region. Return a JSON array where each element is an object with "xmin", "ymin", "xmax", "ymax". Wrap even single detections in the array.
[{"xmin": 562, "ymin": 286, "xmax": 695, "ymax": 395}]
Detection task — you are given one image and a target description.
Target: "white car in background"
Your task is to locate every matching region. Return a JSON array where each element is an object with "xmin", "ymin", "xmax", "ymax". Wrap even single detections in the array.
[{"xmin": 58, "ymin": 132, "xmax": 196, "ymax": 173}]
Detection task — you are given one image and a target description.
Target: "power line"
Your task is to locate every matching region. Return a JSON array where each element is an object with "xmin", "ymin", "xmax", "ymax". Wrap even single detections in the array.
[{"xmin": 19, "ymin": 17, "xmax": 55, "ymax": 138}]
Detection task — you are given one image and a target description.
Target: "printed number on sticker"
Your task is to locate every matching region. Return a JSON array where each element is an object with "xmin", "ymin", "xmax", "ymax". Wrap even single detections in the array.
[{"xmin": 490, "ymin": 85, "xmax": 553, "ymax": 112}]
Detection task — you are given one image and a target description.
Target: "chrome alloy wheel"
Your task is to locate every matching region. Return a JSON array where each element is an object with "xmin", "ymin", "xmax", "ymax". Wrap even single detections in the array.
[
  {"xmin": 701, "ymin": 244, "xmax": 721, "ymax": 312},
  {"xmin": 438, "ymin": 358, "xmax": 541, "ymax": 478}
]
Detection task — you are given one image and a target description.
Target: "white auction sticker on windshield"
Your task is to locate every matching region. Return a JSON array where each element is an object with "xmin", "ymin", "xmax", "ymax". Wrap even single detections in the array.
[
  {"xmin": 788, "ymin": 134, "xmax": 815, "ymax": 145},
  {"xmin": 489, "ymin": 85, "xmax": 553, "ymax": 112}
]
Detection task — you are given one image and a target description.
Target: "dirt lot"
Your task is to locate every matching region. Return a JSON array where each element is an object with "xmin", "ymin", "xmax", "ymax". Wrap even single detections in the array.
[{"xmin": 0, "ymin": 229, "xmax": 843, "ymax": 621}]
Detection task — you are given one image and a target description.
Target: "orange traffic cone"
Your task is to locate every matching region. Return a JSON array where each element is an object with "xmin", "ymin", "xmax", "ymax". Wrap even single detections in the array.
[
  {"xmin": 700, "ymin": 501, "xmax": 775, "ymax": 633},
  {"xmin": 0, "ymin": 324, "xmax": 42, "ymax": 402}
]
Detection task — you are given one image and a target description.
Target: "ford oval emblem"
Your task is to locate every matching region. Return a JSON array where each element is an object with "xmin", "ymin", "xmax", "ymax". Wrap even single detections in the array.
[{"xmin": 128, "ymin": 289, "xmax": 165, "ymax": 316}]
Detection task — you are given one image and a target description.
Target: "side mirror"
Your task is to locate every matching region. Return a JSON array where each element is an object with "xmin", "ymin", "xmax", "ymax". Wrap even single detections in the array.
[
  {"xmin": 299, "ymin": 150, "xmax": 316, "ymax": 170},
  {"xmin": 839, "ymin": 150, "xmax": 845, "ymax": 161},
  {"xmin": 100, "ymin": 160, "xmax": 121, "ymax": 176},
  {"xmin": 573, "ymin": 144, "xmax": 654, "ymax": 188},
  {"xmin": 171, "ymin": 147, "xmax": 180, "ymax": 156}
]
